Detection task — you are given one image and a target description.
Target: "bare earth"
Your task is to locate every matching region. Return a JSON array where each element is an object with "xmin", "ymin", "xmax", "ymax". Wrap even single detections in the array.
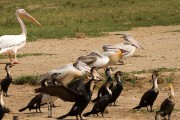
[{"xmin": 1, "ymin": 25, "xmax": 180, "ymax": 120}]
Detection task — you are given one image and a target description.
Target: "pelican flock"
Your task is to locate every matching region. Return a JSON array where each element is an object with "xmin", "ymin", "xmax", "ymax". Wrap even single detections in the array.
[
  {"xmin": 0, "ymin": 8, "xmax": 177, "ymax": 120},
  {"xmin": 0, "ymin": 9, "xmax": 40, "ymax": 64}
]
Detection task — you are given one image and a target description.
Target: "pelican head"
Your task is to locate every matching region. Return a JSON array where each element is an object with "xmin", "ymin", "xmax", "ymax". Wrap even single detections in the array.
[
  {"xmin": 90, "ymin": 67, "xmax": 105, "ymax": 81},
  {"xmin": 123, "ymin": 33, "xmax": 144, "ymax": 49},
  {"xmin": 16, "ymin": 9, "xmax": 41, "ymax": 26}
]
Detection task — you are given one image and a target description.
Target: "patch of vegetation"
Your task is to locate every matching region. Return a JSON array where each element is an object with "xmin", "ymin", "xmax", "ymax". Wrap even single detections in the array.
[
  {"xmin": 13, "ymin": 75, "xmax": 40, "ymax": 85},
  {"xmin": 0, "ymin": 0, "xmax": 179, "ymax": 41},
  {"xmin": 131, "ymin": 67, "xmax": 180, "ymax": 74},
  {"xmin": 0, "ymin": 53, "xmax": 55, "ymax": 59}
]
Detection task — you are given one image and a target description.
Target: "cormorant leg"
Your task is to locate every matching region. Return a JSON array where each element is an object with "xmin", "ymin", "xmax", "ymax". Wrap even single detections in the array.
[
  {"xmin": 168, "ymin": 114, "xmax": 171, "ymax": 120},
  {"xmin": 48, "ymin": 104, "xmax": 52, "ymax": 118},
  {"xmin": 150, "ymin": 105, "xmax": 153, "ymax": 112},
  {"xmin": 38, "ymin": 105, "xmax": 41, "ymax": 113},
  {"xmin": 76, "ymin": 115, "xmax": 78, "ymax": 120},
  {"xmin": 79, "ymin": 114, "xmax": 82, "ymax": 120},
  {"xmin": 101, "ymin": 112, "xmax": 104, "ymax": 117},
  {"xmin": 114, "ymin": 102, "xmax": 116, "ymax": 106}
]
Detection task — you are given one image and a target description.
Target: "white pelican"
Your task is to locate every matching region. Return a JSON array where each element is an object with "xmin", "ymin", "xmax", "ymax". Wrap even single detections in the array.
[
  {"xmin": 103, "ymin": 33, "xmax": 144, "ymax": 64},
  {"xmin": 0, "ymin": 9, "xmax": 41, "ymax": 64},
  {"xmin": 38, "ymin": 61, "xmax": 92, "ymax": 86},
  {"xmin": 77, "ymin": 51, "xmax": 110, "ymax": 68}
]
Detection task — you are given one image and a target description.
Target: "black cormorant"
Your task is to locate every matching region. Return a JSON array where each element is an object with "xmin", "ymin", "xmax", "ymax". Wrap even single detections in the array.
[
  {"xmin": 109, "ymin": 71, "xmax": 123, "ymax": 106},
  {"xmin": 91, "ymin": 67, "xmax": 112, "ymax": 102},
  {"xmin": 0, "ymin": 90, "xmax": 10, "ymax": 119},
  {"xmin": 83, "ymin": 78, "xmax": 112, "ymax": 117},
  {"xmin": 1, "ymin": 63, "xmax": 14, "ymax": 96},
  {"xmin": 133, "ymin": 71, "xmax": 159, "ymax": 112},
  {"xmin": 35, "ymin": 67, "xmax": 102, "ymax": 120}
]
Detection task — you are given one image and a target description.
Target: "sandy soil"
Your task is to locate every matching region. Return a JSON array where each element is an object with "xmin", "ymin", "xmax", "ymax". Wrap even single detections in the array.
[{"xmin": 1, "ymin": 25, "xmax": 180, "ymax": 120}]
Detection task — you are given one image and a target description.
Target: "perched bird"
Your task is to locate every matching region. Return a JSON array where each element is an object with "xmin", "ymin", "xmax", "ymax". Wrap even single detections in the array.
[
  {"xmin": 103, "ymin": 33, "xmax": 144, "ymax": 64},
  {"xmin": 133, "ymin": 71, "xmax": 159, "ymax": 112},
  {"xmin": 19, "ymin": 93, "xmax": 43, "ymax": 113},
  {"xmin": 0, "ymin": 89, "xmax": 10, "ymax": 119},
  {"xmin": 38, "ymin": 61, "xmax": 91, "ymax": 86},
  {"xmin": 35, "ymin": 67, "xmax": 102, "ymax": 120},
  {"xmin": 1, "ymin": 63, "xmax": 14, "ymax": 97},
  {"xmin": 91, "ymin": 67, "xmax": 112, "ymax": 103},
  {"xmin": 19, "ymin": 73, "xmax": 60, "ymax": 116},
  {"xmin": 155, "ymin": 84, "xmax": 175, "ymax": 120},
  {"xmin": 0, "ymin": 9, "xmax": 40, "ymax": 64},
  {"xmin": 109, "ymin": 71, "xmax": 123, "ymax": 106},
  {"xmin": 83, "ymin": 78, "xmax": 113, "ymax": 117},
  {"xmin": 77, "ymin": 51, "xmax": 109, "ymax": 68}
]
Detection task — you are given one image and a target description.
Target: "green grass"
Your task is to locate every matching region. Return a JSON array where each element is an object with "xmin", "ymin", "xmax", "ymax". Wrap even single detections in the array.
[
  {"xmin": 13, "ymin": 75, "xmax": 39, "ymax": 85},
  {"xmin": 0, "ymin": 0, "xmax": 179, "ymax": 41}
]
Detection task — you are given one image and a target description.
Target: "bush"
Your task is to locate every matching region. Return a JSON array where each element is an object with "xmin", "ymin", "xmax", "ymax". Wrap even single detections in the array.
[{"xmin": 13, "ymin": 75, "xmax": 40, "ymax": 85}]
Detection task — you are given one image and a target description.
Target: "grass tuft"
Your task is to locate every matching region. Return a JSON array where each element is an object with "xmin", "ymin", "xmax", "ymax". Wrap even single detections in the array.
[{"xmin": 13, "ymin": 75, "xmax": 39, "ymax": 85}]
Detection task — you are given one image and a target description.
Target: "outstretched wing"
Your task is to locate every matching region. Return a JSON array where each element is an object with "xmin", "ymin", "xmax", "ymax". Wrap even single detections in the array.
[
  {"xmin": 35, "ymin": 85, "xmax": 79, "ymax": 102},
  {"xmin": 67, "ymin": 78, "xmax": 86, "ymax": 92}
]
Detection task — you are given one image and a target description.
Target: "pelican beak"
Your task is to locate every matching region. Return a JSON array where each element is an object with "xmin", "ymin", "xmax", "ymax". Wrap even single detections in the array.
[
  {"xmin": 128, "ymin": 37, "xmax": 144, "ymax": 49},
  {"xmin": 19, "ymin": 11, "xmax": 41, "ymax": 26}
]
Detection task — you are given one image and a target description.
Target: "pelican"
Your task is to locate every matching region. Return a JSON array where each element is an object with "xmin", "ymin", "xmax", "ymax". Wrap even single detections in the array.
[
  {"xmin": 38, "ymin": 61, "xmax": 92, "ymax": 86},
  {"xmin": 77, "ymin": 51, "xmax": 110, "ymax": 68},
  {"xmin": 102, "ymin": 49, "xmax": 127, "ymax": 66},
  {"xmin": 103, "ymin": 33, "xmax": 144, "ymax": 64},
  {"xmin": 0, "ymin": 9, "xmax": 41, "ymax": 64}
]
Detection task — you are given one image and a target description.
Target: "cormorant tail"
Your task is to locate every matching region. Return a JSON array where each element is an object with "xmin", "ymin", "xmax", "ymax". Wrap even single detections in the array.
[
  {"xmin": 19, "ymin": 107, "xmax": 27, "ymax": 112},
  {"xmin": 83, "ymin": 112, "xmax": 92, "ymax": 117},
  {"xmin": 57, "ymin": 114, "xmax": 68, "ymax": 119},
  {"xmin": 133, "ymin": 105, "xmax": 141, "ymax": 110}
]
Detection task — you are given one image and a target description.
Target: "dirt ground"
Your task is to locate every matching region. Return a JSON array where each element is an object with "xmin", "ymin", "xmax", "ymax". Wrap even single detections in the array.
[{"xmin": 1, "ymin": 25, "xmax": 180, "ymax": 120}]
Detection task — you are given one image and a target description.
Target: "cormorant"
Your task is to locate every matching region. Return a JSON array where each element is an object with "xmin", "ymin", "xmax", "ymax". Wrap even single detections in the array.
[
  {"xmin": 19, "ymin": 93, "xmax": 43, "ymax": 112},
  {"xmin": 91, "ymin": 67, "xmax": 112, "ymax": 103},
  {"xmin": 83, "ymin": 78, "xmax": 112, "ymax": 117},
  {"xmin": 0, "ymin": 89, "xmax": 10, "ymax": 119},
  {"xmin": 35, "ymin": 67, "xmax": 102, "ymax": 120},
  {"xmin": 1, "ymin": 63, "xmax": 14, "ymax": 97},
  {"xmin": 155, "ymin": 84, "xmax": 175, "ymax": 120},
  {"xmin": 109, "ymin": 71, "xmax": 123, "ymax": 106},
  {"xmin": 133, "ymin": 71, "xmax": 159, "ymax": 112}
]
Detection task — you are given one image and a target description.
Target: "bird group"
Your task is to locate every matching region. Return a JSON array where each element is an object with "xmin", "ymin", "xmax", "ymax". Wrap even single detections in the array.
[{"xmin": 0, "ymin": 8, "xmax": 176, "ymax": 120}]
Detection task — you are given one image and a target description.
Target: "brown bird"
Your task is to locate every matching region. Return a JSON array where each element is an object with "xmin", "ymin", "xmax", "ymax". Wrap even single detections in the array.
[{"xmin": 155, "ymin": 84, "xmax": 175, "ymax": 120}]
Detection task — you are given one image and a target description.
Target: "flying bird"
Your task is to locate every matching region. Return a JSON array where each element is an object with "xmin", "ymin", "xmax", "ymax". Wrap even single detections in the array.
[{"xmin": 0, "ymin": 9, "xmax": 40, "ymax": 64}]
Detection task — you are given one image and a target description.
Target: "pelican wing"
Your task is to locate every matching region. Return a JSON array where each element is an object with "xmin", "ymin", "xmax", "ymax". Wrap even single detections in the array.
[
  {"xmin": 35, "ymin": 85, "xmax": 79, "ymax": 102},
  {"xmin": 77, "ymin": 56, "xmax": 97, "ymax": 65},
  {"xmin": 38, "ymin": 63, "xmax": 74, "ymax": 84},
  {"xmin": 0, "ymin": 35, "xmax": 26, "ymax": 54}
]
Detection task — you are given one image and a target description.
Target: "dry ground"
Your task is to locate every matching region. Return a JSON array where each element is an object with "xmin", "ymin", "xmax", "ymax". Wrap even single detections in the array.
[{"xmin": 1, "ymin": 25, "xmax": 180, "ymax": 120}]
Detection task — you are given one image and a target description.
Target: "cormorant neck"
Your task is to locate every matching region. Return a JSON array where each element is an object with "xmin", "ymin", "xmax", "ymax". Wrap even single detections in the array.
[
  {"xmin": 106, "ymin": 84, "xmax": 112, "ymax": 95},
  {"xmin": 115, "ymin": 75, "xmax": 121, "ymax": 83},
  {"xmin": 153, "ymin": 77, "xmax": 158, "ymax": 89},
  {"xmin": 170, "ymin": 87, "xmax": 175, "ymax": 98},
  {"xmin": 16, "ymin": 13, "xmax": 27, "ymax": 36},
  {"xmin": 5, "ymin": 68, "xmax": 10, "ymax": 77}
]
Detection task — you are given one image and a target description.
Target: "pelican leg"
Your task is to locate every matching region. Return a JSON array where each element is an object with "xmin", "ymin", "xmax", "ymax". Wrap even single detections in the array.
[
  {"xmin": 12, "ymin": 52, "xmax": 20, "ymax": 64},
  {"xmin": 48, "ymin": 104, "xmax": 52, "ymax": 118},
  {"xmin": 8, "ymin": 54, "xmax": 13, "ymax": 63}
]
